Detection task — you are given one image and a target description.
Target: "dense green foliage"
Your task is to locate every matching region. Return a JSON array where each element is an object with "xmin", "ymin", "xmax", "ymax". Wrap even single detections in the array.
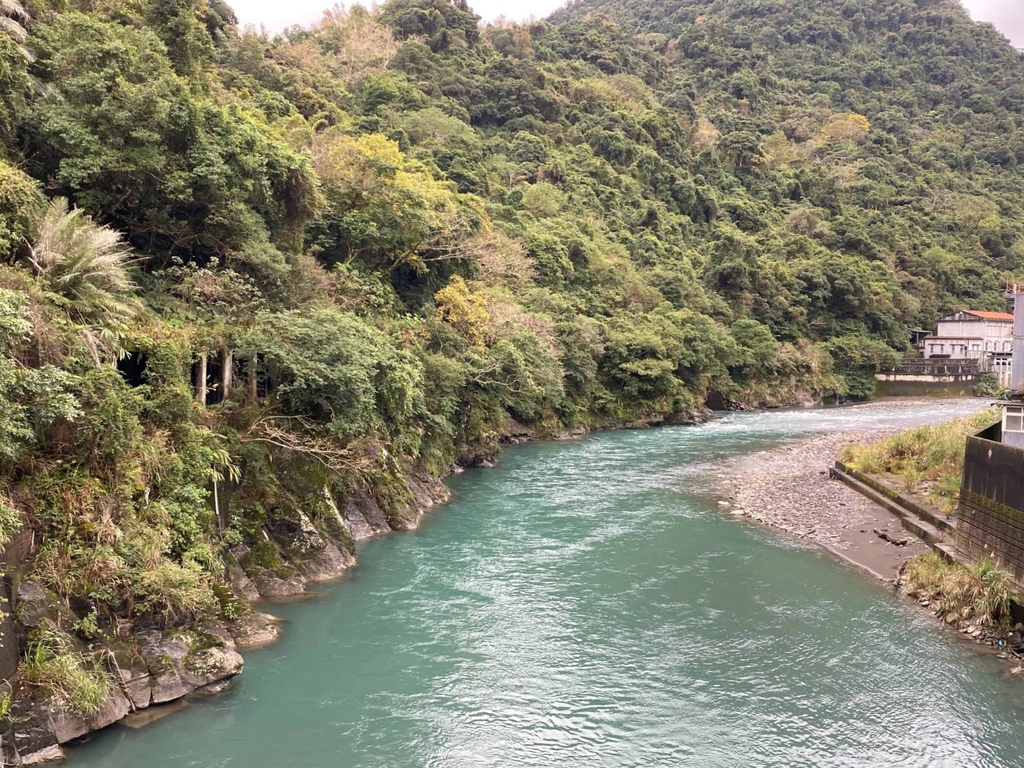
[{"xmin": 1, "ymin": 0, "xmax": 1023, "ymax": 683}]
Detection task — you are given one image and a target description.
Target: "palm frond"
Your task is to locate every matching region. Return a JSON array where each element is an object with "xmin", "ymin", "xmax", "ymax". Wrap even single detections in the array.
[
  {"xmin": 0, "ymin": 14, "xmax": 27, "ymax": 44},
  {"xmin": 27, "ymin": 198, "xmax": 142, "ymax": 333},
  {"xmin": 0, "ymin": 0, "xmax": 27, "ymax": 20}
]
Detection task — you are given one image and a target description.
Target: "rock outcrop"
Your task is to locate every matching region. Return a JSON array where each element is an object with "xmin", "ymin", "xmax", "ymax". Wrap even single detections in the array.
[
  {"xmin": 1, "ymin": 466, "xmax": 451, "ymax": 764},
  {"xmin": 9, "ymin": 612, "xmax": 243, "ymax": 764}
]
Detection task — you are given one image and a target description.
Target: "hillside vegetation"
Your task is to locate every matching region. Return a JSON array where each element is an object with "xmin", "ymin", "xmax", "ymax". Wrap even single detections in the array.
[{"xmin": 1, "ymin": 0, "xmax": 1023, "ymax": 721}]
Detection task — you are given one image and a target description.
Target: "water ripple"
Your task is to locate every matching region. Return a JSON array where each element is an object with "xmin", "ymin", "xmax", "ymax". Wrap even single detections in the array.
[{"xmin": 69, "ymin": 399, "xmax": 1024, "ymax": 768}]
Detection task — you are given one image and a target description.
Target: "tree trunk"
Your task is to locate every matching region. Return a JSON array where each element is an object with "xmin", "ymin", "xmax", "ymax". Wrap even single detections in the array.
[
  {"xmin": 213, "ymin": 477, "xmax": 223, "ymax": 532},
  {"xmin": 249, "ymin": 356, "xmax": 258, "ymax": 402},
  {"xmin": 196, "ymin": 352, "xmax": 208, "ymax": 405},
  {"xmin": 221, "ymin": 347, "xmax": 233, "ymax": 401}
]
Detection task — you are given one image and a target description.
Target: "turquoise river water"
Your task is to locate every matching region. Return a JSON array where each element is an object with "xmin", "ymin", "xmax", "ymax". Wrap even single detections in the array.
[{"xmin": 70, "ymin": 400, "xmax": 1024, "ymax": 768}]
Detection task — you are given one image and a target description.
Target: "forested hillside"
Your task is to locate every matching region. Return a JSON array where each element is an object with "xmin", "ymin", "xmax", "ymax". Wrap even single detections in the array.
[{"xmin": 1, "ymin": 0, "xmax": 1024, "ymax": 744}]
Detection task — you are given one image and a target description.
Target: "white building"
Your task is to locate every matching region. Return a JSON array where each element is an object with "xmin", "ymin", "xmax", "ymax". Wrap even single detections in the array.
[{"xmin": 922, "ymin": 309, "xmax": 1013, "ymax": 371}]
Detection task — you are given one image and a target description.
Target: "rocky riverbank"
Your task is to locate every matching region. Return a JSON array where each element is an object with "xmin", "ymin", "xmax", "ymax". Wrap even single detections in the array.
[
  {"xmin": 713, "ymin": 429, "xmax": 932, "ymax": 582},
  {"xmin": 711, "ymin": 401, "xmax": 1024, "ymax": 671},
  {"xmin": 2, "ymin": 400, "xmax": 723, "ymax": 766},
  {"xmin": 3, "ymin": 466, "xmax": 451, "ymax": 766}
]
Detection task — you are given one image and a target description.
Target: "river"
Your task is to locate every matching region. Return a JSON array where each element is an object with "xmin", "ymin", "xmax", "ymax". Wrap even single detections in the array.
[{"xmin": 69, "ymin": 400, "xmax": 1024, "ymax": 768}]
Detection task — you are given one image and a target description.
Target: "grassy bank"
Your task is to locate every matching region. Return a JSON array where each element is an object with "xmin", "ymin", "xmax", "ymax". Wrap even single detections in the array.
[
  {"xmin": 902, "ymin": 552, "xmax": 1016, "ymax": 628},
  {"xmin": 839, "ymin": 409, "xmax": 999, "ymax": 514}
]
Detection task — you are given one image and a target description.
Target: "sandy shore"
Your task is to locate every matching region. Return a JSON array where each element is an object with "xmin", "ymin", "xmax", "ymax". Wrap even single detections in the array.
[{"xmin": 714, "ymin": 430, "xmax": 931, "ymax": 582}]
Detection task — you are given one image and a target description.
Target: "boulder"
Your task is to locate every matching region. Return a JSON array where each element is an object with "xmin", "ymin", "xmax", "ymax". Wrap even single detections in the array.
[
  {"xmin": 135, "ymin": 628, "xmax": 242, "ymax": 705},
  {"xmin": 229, "ymin": 612, "xmax": 283, "ymax": 651},
  {"xmin": 15, "ymin": 582, "xmax": 58, "ymax": 630},
  {"xmin": 226, "ymin": 553, "xmax": 260, "ymax": 603},
  {"xmin": 21, "ymin": 745, "xmax": 63, "ymax": 766},
  {"xmin": 267, "ymin": 506, "xmax": 350, "ymax": 583},
  {"xmin": 179, "ymin": 645, "xmax": 243, "ymax": 690},
  {"xmin": 248, "ymin": 572, "xmax": 306, "ymax": 598},
  {"xmin": 340, "ymin": 489, "xmax": 391, "ymax": 540}
]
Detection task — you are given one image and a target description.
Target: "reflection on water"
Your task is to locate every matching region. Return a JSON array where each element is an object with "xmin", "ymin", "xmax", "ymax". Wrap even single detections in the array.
[{"xmin": 72, "ymin": 399, "xmax": 1023, "ymax": 768}]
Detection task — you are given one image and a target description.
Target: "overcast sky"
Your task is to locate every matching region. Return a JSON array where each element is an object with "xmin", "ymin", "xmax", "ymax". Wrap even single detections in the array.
[{"xmin": 228, "ymin": 0, "xmax": 1022, "ymax": 47}]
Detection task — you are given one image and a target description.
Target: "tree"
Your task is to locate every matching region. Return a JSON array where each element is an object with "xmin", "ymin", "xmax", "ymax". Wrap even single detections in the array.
[
  {"xmin": 0, "ymin": 158, "xmax": 43, "ymax": 256},
  {"xmin": 25, "ymin": 198, "xmax": 140, "ymax": 337},
  {"xmin": 0, "ymin": 0, "xmax": 31, "ymax": 138},
  {"xmin": 0, "ymin": 0, "xmax": 28, "ymax": 53},
  {"xmin": 308, "ymin": 129, "xmax": 480, "ymax": 271},
  {"xmin": 379, "ymin": 0, "xmax": 480, "ymax": 52}
]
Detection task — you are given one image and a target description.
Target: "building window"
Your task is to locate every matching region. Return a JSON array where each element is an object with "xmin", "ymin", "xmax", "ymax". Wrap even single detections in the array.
[{"xmin": 1006, "ymin": 406, "xmax": 1024, "ymax": 434}]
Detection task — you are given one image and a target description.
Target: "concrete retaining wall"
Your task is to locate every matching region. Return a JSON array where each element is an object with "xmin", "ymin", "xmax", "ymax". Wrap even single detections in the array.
[{"xmin": 874, "ymin": 359, "xmax": 980, "ymax": 397}]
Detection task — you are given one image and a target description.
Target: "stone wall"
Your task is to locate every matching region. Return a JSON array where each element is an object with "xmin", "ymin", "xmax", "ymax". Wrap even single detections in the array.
[{"xmin": 955, "ymin": 430, "xmax": 1024, "ymax": 589}]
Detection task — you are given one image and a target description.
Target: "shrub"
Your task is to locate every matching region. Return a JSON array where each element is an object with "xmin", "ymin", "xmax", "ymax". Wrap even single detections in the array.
[
  {"xmin": 24, "ymin": 630, "xmax": 111, "ymax": 716},
  {"xmin": 133, "ymin": 561, "xmax": 216, "ymax": 626},
  {"xmin": 904, "ymin": 553, "xmax": 1016, "ymax": 627},
  {"xmin": 842, "ymin": 409, "xmax": 999, "ymax": 510}
]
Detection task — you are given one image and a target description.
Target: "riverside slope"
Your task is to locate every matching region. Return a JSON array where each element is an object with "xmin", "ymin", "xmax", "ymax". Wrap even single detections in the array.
[{"xmin": 6, "ymin": 469, "xmax": 451, "ymax": 765}]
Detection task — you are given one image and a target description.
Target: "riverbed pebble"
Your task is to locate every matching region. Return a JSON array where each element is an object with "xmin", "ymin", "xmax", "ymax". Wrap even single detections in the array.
[{"xmin": 708, "ymin": 428, "xmax": 928, "ymax": 570}]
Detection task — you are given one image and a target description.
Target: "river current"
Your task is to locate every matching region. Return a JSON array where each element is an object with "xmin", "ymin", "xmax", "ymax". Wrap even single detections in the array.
[{"xmin": 71, "ymin": 400, "xmax": 1024, "ymax": 768}]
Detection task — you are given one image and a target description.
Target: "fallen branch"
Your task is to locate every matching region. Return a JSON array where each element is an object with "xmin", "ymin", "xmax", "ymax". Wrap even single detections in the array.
[
  {"xmin": 874, "ymin": 528, "xmax": 909, "ymax": 546},
  {"xmin": 240, "ymin": 415, "xmax": 371, "ymax": 475}
]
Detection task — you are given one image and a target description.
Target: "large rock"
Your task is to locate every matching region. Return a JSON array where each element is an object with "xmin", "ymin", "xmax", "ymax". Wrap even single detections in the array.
[
  {"xmin": 408, "ymin": 471, "xmax": 451, "ymax": 511},
  {"xmin": 229, "ymin": 612, "xmax": 283, "ymax": 651},
  {"xmin": 179, "ymin": 645, "xmax": 243, "ymax": 690},
  {"xmin": 12, "ymin": 686, "xmax": 131, "ymax": 755},
  {"xmin": 226, "ymin": 552, "xmax": 260, "ymax": 603},
  {"xmin": 110, "ymin": 649, "xmax": 152, "ymax": 710},
  {"xmin": 248, "ymin": 571, "xmax": 306, "ymax": 598},
  {"xmin": 50, "ymin": 689, "xmax": 131, "ymax": 743},
  {"xmin": 266, "ymin": 506, "xmax": 351, "ymax": 583},
  {"xmin": 0, "ymin": 719, "xmax": 23, "ymax": 766},
  {"xmin": 21, "ymin": 745, "xmax": 63, "ymax": 766},
  {"xmin": 136, "ymin": 628, "xmax": 242, "ymax": 705},
  {"xmin": 137, "ymin": 631, "xmax": 190, "ymax": 705},
  {"xmin": 236, "ymin": 539, "xmax": 307, "ymax": 598},
  {"xmin": 11, "ymin": 689, "xmax": 58, "ymax": 757},
  {"xmin": 15, "ymin": 581, "xmax": 59, "ymax": 630},
  {"xmin": 340, "ymin": 489, "xmax": 391, "ymax": 540}
]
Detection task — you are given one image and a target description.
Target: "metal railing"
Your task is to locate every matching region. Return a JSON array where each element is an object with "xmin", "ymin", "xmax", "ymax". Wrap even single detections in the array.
[{"xmin": 881, "ymin": 359, "xmax": 979, "ymax": 376}]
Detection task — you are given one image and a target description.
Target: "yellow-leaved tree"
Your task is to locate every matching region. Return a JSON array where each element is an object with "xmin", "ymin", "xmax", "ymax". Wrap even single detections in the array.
[{"xmin": 310, "ymin": 129, "xmax": 483, "ymax": 270}]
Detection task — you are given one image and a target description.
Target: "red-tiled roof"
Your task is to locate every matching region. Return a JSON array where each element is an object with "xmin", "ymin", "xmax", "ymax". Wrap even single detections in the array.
[{"xmin": 963, "ymin": 310, "xmax": 1014, "ymax": 321}]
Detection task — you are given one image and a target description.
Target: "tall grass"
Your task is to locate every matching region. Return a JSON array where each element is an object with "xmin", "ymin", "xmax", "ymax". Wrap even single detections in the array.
[
  {"xmin": 23, "ymin": 630, "xmax": 111, "ymax": 716},
  {"xmin": 839, "ymin": 408, "xmax": 999, "ymax": 511},
  {"xmin": 903, "ymin": 552, "xmax": 1016, "ymax": 627}
]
